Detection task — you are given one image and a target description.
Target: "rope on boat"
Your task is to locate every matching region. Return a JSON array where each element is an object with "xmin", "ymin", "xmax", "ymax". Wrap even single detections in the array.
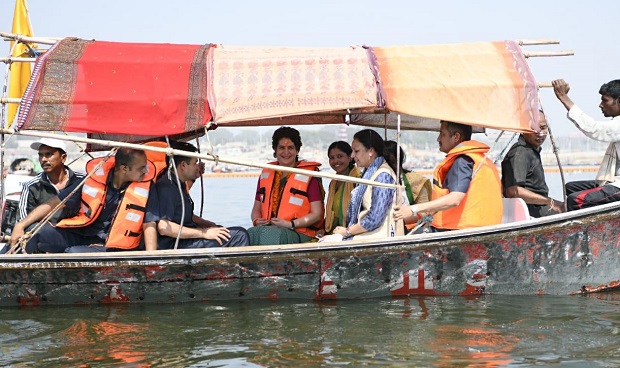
[
  {"xmin": 7, "ymin": 148, "xmax": 118, "ymax": 254},
  {"xmin": 493, "ymin": 132, "xmax": 518, "ymax": 165},
  {"xmin": 406, "ymin": 214, "xmax": 434, "ymax": 235},
  {"xmin": 544, "ymin": 108, "xmax": 568, "ymax": 210},
  {"xmin": 164, "ymin": 136, "xmax": 184, "ymax": 250},
  {"xmin": 195, "ymin": 132, "xmax": 205, "ymax": 217},
  {"xmin": 203, "ymin": 126, "xmax": 220, "ymax": 166}
]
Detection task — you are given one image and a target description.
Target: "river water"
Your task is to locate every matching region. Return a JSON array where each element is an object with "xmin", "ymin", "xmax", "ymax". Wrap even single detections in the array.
[{"xmin": 2, "ymin": 172, "xmax": 620, "ymax": 366}]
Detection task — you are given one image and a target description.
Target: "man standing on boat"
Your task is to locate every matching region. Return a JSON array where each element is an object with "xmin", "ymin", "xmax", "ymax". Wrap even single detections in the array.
[
  {"xmin": 143, "ymin": 141, "xmax": 249, "ymax": 249},
  {"xmin": 393, "ymin": 121, "xmax": 502, "ymax": 232},
  {"xmin": 10, "ymin": 147, "xmax": 156, "ymax": 253},
  {"xmin": 552, "ymin": 79, "xmax": 620, "ymax": 211},
  {"xmin": 17, "ymin": 138, "xmax": 85, "ymax": 223},
  {"xmin": 501, "ymin": 111, "xmax": 565, "ymax": 217}
]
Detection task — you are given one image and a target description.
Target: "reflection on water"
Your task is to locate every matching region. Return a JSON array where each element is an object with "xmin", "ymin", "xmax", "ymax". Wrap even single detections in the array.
[{"xmin": 1, "ymin": 294, "xmax": 620, "ymax": 366}]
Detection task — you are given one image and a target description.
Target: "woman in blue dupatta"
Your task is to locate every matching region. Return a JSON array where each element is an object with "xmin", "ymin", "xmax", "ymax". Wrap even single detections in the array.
[{"xmin": 332, "ymin": 129, "xmax": 403, "ymax": 240}]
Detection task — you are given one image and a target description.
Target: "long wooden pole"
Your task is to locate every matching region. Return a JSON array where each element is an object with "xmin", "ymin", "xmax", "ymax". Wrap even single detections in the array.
[
  {"xmin": 0, "ymin": 129, "xmax": 401, "ymax": 189},
  {"xmin": 0, "ymin": 56, "xmax": 37, "ymax": 63},
  {"xmin": 517, "ymin": 39, "xmax": 560, "ymax": 46},
  {"xmin": 0, "ymin": 32, "xmax": 57, "ymax": 45},
  {"xmin": 524, "ymin": 51, "xmax": 574, "ymax": 58},
  {"xmin": 0, "ymin": 98, "xmax": 21, "ymax": 104}
]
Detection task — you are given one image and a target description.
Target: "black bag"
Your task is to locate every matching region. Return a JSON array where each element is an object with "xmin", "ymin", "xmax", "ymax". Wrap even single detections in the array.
[{"xmin": 1, "ymin": 199, "xmax": 19, "ymax": 236}]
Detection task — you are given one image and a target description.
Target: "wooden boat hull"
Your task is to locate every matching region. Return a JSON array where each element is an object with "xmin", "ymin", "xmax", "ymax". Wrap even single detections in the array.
[{"xmin": 1, "ymin": 203, "xmax": 619, "ymax": 306}]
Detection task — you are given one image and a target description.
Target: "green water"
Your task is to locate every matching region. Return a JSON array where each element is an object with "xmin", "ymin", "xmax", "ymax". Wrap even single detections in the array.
[{"xmin": 0, "ymin": 294, "xmax": 619, "ymax": 366}]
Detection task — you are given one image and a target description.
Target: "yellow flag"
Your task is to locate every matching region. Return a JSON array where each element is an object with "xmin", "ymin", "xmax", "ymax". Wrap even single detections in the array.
[{"xmin": 8, "ymin": 0, "xmax": 35, "ymax": 128}]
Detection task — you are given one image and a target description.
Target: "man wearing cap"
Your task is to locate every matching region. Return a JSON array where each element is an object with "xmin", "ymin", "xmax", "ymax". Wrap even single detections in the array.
[{"xmin": 18, "ymin": 138, "xmax": 85, "ymax": 223}]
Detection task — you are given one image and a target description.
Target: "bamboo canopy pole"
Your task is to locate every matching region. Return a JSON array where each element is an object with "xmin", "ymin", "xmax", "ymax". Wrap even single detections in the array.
[
  {"xmin": 0, "ymin": 128, "xmax": 401, "ymax": 190},
  {"xmin": 518, "ymin": 39, "xmax": 560, "ymax": 46},
  {"xmin": 0, "ymin": 98, "xmax": 21, "ymax": 104},
  {"xmin": 538, "ymin": 82, "xmax": 556, "ymax": 88},
  {"xmin": 524, "ymin": 50, "xmax": 574, "ymax": 58},
  {"xmin": 0, "ymin": 32, "xmax": 57, "ymax": 45},
  {"xmin": 0, "ymin": 56, "xmax": 37, "ymax": 63}
]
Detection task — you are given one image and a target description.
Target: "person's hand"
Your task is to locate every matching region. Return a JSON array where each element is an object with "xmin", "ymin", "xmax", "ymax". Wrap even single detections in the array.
[
  {"xmin": 333, "ymin": 226, "xmax": 347, "ymax": 237},
  {"xmin": 552, "ymin": 79, "xmax": 570, "ymax": 99},
  {"xmin": 551, "ymin": 200, "xmax": 566, "ymax": 213},
  {"xmin": 270, "ymin": 217, "xmax": 292, "ymax": 229},
  {"xmin": 393, "ymin": 205, "xmax": 417, "ymax": 222},
  {"xmin": 9, "ymin": 223, "xmax": 27, "ymax": 248},
  {"xmin": 252, "ymin": 217, "xmax": 270, "ymax": 226},
  {"xmin": 201, "ymin": 227, "xmax": 231, "ymax": 245}
]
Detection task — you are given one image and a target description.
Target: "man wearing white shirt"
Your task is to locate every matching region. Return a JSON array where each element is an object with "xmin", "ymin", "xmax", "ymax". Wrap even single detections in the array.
[{"xmin": 552, "ymin": 79, "xmax": 620, "ymax": 211}]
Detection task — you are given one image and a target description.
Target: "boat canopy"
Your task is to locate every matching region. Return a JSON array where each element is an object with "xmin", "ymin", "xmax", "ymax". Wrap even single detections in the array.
[{"xmin": 15, "ymin": 38, "xmax": 540, "ymax": 138}]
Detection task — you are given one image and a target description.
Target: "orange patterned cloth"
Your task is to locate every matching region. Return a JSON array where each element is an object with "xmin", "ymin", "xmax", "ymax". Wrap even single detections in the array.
[{"xmin": 372, "ymin": 41, "xmax": 539, "ymax": 133}]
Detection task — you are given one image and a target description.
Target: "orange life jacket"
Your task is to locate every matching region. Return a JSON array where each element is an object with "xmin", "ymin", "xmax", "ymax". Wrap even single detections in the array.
[
  {"xmin": 143, "ymin": 141, "xmax": 169, "ymax": 180},
  {"xmin": 56, "ymin": 156, "xmax": 156, "ymax": 250},
  {"xmin": 431, "ymin": 140, "xmax": 502, "ymax": 230},
  {"xmin": 258, "ymin": 161, "xmax": 324, "ymax": 237}
]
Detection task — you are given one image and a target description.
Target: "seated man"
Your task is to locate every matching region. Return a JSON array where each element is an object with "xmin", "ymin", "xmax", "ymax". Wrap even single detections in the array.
[
  {"xmin": 10, "ymin": 147, "xmax": 156, "ymax": 253},
  {"xmin": 501, "ymin": 111, "xmax": 564, "ymax": 217},
  {"xmin": 552, "ymin": 79, "xmax": 620, "ymax": 211},
  {"xmin": 143, "ymin": 141, "xmax": 249, "ymax": 250},
  {"xmin": 18, "ymin": 138, "xmax": 85, "ymax": 223},
  {"xmin": 393, "ymin": 121, "xmax": 502, "ymax": 232}
]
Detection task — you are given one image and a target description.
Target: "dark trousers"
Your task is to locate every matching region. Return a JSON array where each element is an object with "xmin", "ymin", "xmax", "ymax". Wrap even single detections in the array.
[
  {"xmin": 25, "ymin": 223, "xmax": 101, "ymax": 254},
  {"xmin": 565, "ymin": 180, "xmax": 620, "ymax": 211},
  {"xmin": 169, "ymin": 226, "xmax": 250, "ymax": 249}
]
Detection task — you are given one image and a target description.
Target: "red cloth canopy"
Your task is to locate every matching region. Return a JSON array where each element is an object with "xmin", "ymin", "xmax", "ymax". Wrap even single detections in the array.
[{"xmin": 17, "ymin": 39, "xmax": 211, "ymax": 136}]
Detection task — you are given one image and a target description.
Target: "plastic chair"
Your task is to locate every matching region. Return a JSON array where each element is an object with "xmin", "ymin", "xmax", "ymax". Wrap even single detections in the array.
[{"xmin": 501, "ymin": 197, "xmax": 530, "ymax": 223}]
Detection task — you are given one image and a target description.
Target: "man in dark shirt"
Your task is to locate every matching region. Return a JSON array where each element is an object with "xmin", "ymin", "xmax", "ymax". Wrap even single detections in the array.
[
  {"xmin": 501, "ymin": 111, "xmax": 564, "ymax": 217},
  {"xmin": 143, "ymin": 141, "xmax": 249, "ymax": 250}
]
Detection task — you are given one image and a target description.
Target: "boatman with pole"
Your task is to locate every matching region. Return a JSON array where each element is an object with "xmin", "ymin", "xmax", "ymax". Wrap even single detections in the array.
[
  {"xmin": 552, "ymin": 79, "xmax": 620, "ymax": 211},
  {"xmin": 10, "ymin": 147, "xmax": 156, "ymax": 253},
  {"xmin": 393, "ymin": 121, "xmax": 503, "ymax": 232}
]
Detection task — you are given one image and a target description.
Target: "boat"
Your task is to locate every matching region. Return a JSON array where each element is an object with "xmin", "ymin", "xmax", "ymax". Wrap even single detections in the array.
[{"xmin": 2, "ymin": 33, "xmax": 617, "ymax": 308}]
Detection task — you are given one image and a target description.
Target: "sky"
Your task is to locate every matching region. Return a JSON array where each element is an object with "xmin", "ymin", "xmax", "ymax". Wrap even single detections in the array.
[{"xmin": 1, "ymin": 0, "xmax": 618, "ymax": 137}]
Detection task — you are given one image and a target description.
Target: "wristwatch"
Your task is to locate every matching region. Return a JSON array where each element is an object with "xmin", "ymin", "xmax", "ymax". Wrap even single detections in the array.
[
  {"xmin": 290, "ymin": 220, "xmax": 296, "ymax": 230},
  {"xmin": 345, "ymin": 228, "xmax": 352, "ymax": 237}
]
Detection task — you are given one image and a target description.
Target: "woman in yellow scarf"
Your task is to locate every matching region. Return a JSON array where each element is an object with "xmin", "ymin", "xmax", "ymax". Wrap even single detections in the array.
[{"xmin": 324, "ymin": 141, "xmax": 361, "ymax": 234}]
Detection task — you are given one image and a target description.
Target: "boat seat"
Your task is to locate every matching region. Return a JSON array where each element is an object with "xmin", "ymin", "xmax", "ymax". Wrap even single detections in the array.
[{"xmin": 501, "ymin": 197, "xmax": 530, "ymax": 223}]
